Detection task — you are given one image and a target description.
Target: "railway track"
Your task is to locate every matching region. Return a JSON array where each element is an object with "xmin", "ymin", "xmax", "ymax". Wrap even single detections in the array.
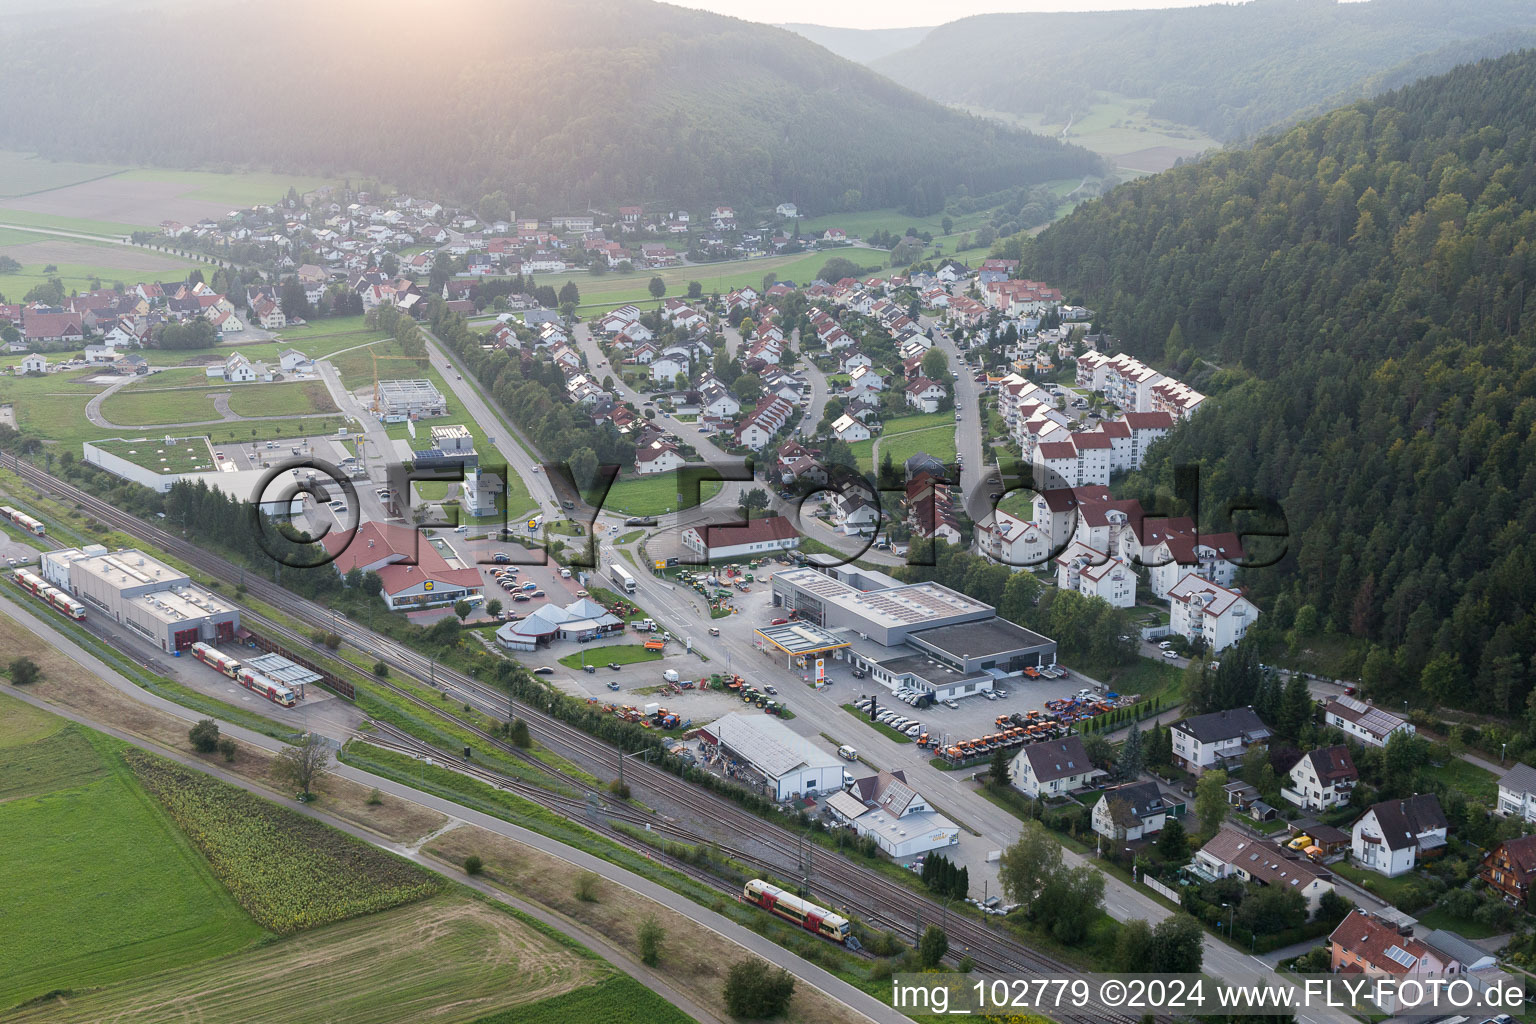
[{"xmin": 7, "ymin": 458, "xmax": 1144, "ymax": 1024}]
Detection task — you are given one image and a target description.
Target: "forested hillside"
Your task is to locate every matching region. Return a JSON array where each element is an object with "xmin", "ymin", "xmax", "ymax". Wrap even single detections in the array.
[
  {"xmin": 1021, "ymin": 50, "xmax": 1536, "ymax": 717},
  {"xmin": 872, "ymin": 0, "xmax": 1536, "ymax": 142},
  {"xmin": 0, "ymin": 0, "xmax": 1097, "ymax": 216}
]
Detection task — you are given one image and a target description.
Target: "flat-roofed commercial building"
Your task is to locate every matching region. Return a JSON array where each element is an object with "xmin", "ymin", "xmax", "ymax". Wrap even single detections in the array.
[
  {"xmin": 770, "ymin": 565, "xmax": 1057, "ymax": 701},
  {"xmin": 40, "ymin": 546, "xmax": 239, "ymax": 651}
]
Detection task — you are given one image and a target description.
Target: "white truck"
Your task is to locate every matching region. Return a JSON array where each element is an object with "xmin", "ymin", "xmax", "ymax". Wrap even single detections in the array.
[{"xmin": 609, "ymin": 562, "xmax": 636, "ymax": 594}]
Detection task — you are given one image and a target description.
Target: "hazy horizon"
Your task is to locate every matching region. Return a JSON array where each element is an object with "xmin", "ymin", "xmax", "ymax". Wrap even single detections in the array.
[{"xmin": 670, "ymin": 0, "xmax": 1252, "ymax": 30}]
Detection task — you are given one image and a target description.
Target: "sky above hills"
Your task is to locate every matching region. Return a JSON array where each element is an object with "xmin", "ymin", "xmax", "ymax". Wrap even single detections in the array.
[{"xmin": 669, "ymin": 0, "xmax": 1246, "ymax": 30}]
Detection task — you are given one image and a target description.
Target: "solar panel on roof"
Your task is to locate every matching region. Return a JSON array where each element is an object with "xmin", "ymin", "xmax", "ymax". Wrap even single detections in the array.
[{"xmin": 1385, "ymin": 945, "xmax": 1418, "ymax": 968}]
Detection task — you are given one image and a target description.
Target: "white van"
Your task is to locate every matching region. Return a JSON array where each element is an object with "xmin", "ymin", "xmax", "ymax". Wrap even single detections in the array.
[
  {"xmin": 662, "ymin": 669, "xmax": 680, "ymax": 683},
  {"xmin": 837, "ymin": 745, "xmax": 858, "ymax": 761}
]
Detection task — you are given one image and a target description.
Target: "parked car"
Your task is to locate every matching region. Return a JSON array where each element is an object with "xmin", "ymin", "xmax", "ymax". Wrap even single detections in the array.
[
  {"xmin": 533, "ymin": 666, "xmax": 555, "ymax": 675},
  {"xmin": 770, "ymin": 617, "xmax": 788, "ymax": 625},
  {"xmin": 530, "ymin": 589, "xmax": 546, "ymax": 599},
  {"xmin": 607, "ymin": 681, "xmax": 621, "ymax": 691},
  {"xmin": 559, "ymin": 568, "xmax": 572, "ymax": 578},
  {"xmin": 521, "ymin": 581, "xmax": 537, "ymax": 591},
  {"xmin": 1158, "ymin": 640, "xmax": 1173, "ymax": 649},
  {"xmin": 943, "ymin": 699, "xmax": 959, "ymax": 710},
  {"xmin": 763, "ymin": 685, "xmax": 777, "ymax": 695},
  {"xmin": 513, "ymin": 593, "xmax": 531, "ymax": 602},
  {"xmin": 1163, "ymin": 650, "xmax": 1179, "ymax": 659}
]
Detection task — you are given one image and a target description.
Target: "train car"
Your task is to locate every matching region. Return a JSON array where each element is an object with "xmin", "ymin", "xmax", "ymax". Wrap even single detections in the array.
[
  {"xmin": 46, "ymin": 590, "xmax": 86, "ymax": 621},
  {"xmin": 12, "ymin": 568, "xmax": 45, "ymax": 597},
  {"xmin": 6, "ymin": 509, "xmax": 45, "ymax": 536},
  {"xmin": 236, "ymin": 666, "xmax": 297, "ymax": 707},
  {"xmin": 742, "ymin": 880, "xmax": 850, "ymax": 942},
  {"xmin": 192, "ymin": 642, "xmax": 242, "ymax": 679}
]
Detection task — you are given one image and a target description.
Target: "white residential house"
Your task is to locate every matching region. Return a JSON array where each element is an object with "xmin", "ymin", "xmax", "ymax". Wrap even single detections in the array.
[
  {"xmin": 1170, "ymin": 706, "xmax": 1271, "ymax": 775},
  {"xmin": 278, "ymin": 349, "xmax": 313, "ymax": 373},
  {"xmin": 649, "ymin": 355, "xmax": 688, "ymax": 383},
  {"xmin": 1166, "ymin": 573, "xmax": 1258, "ymax": 653},
  {"xmin": 18, "ymin": 352, "xmax": 47, "ymax": 374},
  {"xmin": 831, "ymin": 414, "xmax": 871, "ymax": 443},
  {"xmin": 833, "ymin": 492, "xmax": 880, "ymax": 535},
  {"xmin": 221, "ymin": 352, "xmax": 264, "ymax": 382},
  {"xmin": 1352, "ymin": 794, "xmax": 1448, "ymax": 877},
  {"xmin": 1282, "ymin": 745, "xmax": 1358, "ymax": 811},
  {"xmin": 1145, "ymin": 532, "xmax": 1246, "ymax": 597},
  {"xmin": 904, "ymin": 377, "xmax": 947, "ymax": 413},
  {"xmin": 1322, "ymin": 696, "xmax": 1415, "ymax": 749},
  {"xmin": 840, "ymin": 351, "xmax": 873, "ymax": 374},
  {"xmin": 847, "ymin": 364, "xmax": 885, "ymax": 394},
  {"xmin": 1009, "ymin": 737, "xmax": 1105, "ymax": 797},
  {"xmin": 699, "ymin": 385, "xmax": 741, "ymax": 419},
  {"xmin": 634, "ymin": 443, "xmax": 685, "ymax": 476},
  {"xmin": 775, "ymin": 203, "xmax": 800, "ymax": 219},
  {"xmin": 1054, "ymin": 541, "xmax": 1135, "ymax": 608},
  {"xmin": 974, "ymin": 509, "xmax": 1052, "ymax": 569},
  {"xmin": 1091, "ymin": 781, "xmax": 1171, "ymax": 841},
  {"xmin": 1496, "ymin": 763, "xmax": 1536, "ymax": 822}
]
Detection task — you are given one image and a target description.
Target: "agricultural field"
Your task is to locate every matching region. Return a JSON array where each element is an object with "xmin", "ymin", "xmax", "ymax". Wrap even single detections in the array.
[
  {"xmin": 0, "ymin": 152, "xmax": 126, "ymax": 198},
  {"xmin": 469, "ymin": 976, "xmax": 694, "ymax": 1024},
  {"xmin": 124, "ymin": 749, "xmax": 441, "ymax": 932},
  {"xmin": 0, "ymin": 234, "xmax": 201, "ymax": 299},
  {"xmin": 993, "ymin": 93, "xmax": 1222, "ymax": 176},
  {"xmin": 0, "ymin": 717, "xmax": 265, "ymax": 1011},
  {"xmin": 5, "ymin": 895, "xmax": 612, "ymax": 1024},
  {"xmin": 0, "ymin": 157, "xmax": 343, "ymax": 234},
  {"xmin": 797, "ymin": 206, "xmax": 993, "ymax": 242},
  {"xmin": 570, "ymin": 249, "xmax": 859, "ymax": 312}
]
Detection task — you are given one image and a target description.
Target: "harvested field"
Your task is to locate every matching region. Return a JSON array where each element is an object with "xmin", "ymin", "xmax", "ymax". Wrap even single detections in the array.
[
  {"xmin": 0, "ymin": 238, "xmax": 193, "ymax": 274},
  {"xmin": 0, "ymin": 176, "xmax": 233, "ymax": 229},
  {"xmin": 3, "ymin": 895, "xmax": 602, "ymax": 1024}
]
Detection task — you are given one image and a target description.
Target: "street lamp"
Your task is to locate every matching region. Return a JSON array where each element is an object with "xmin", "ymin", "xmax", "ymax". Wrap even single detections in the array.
[{"xmin": 1221, "ymin": 902, "xmax": 1233, "ymax": 938}]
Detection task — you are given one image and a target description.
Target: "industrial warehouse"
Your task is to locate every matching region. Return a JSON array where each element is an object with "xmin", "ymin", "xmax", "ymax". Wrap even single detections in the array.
[
  {"xmin": 39, "ymin": 545, "xmax": 240, "ymax": 652},
  {"xmin": 374, "ymin": 378, "xmax": 447, "ymax": 421},
  {"xmin": 766, "ymin": 566, "xmax": 1057, "ymax": 702},
  {"xmin": 697, "ymin": 712, "xmax": 846, "ymax": 801}
]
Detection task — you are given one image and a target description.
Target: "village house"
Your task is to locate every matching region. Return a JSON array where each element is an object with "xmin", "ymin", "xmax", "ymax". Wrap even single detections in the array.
[
  {"xmin": 1496, "ymin": 763, "xmax": 1536, "ymax": 821},
  {"xmin": 633, "ymin": 441, "xmax": 685, "ymax": 477},
  {"xmin": 1008, "ymin": 736, "xmax": 1105, "ymax": 797},
  {"xmin": 904, "ymin": 377, "xmax": 947, "ymax": 413},
  {"xmin": 1195, "ymin": 828, "xmax": 1337, "ymax": 913},
  {"xmin": 831, "ymin": 413, "xmax": 871, "ymax": 443},
  {"xmin": 1170, "ymin": 706, "xmax": 1271, "ymax": 775},
  {"xmin": 1480, "ymin": 834, "xmax": 1536, "ymax": 906},
  {"xmin": 1282, "ymin": 745, "xmax": 1358, "ymax": 811},
  {"xmin": 1322, "ymin": 695, "xmax": 1415, "ymax": 748},
  {"xmin": 1328, "ymin": 912, "xmax": 1457, "ymax": 1012},
  {"xmin": 1091, "ymin": 781, "xmax": 1173, "ymax": 842},
  {"xmin": 1352, "ymin": 794, "xmax": 1448, "ymax": 877}
]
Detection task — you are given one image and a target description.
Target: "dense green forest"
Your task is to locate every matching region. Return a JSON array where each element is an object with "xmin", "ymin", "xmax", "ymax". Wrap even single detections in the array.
[
  {"xmin": 1019, "ymin": 49, "xmax": 1536, "ymax": 717},
  {"xmin": 871, "ymin": 0, "xmax": 1536, "ymax": 142},
  {"xmin": 0, "ymin": 0, "xmax": 1097, "ymax": 216}
]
